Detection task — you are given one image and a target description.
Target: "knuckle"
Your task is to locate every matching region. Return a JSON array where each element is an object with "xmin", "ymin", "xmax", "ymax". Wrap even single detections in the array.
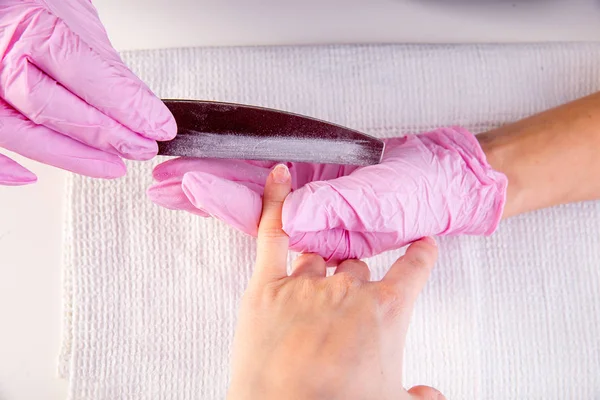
[
  {"xmin": 263, "ymin": 199, "xmax": 285, "ymax": 210},
  {"xmin": 295, "ymin": 276, "xmax": 319, "ymax": 300},
  {"xmin": 254, "ymin": 279, "xmax": 290, "ymax": 306},
  {"xmin": 337, "ymin": 259, "xmax": 371, "ymax": 281},
  {"xmin": 258, "ymin": 226, "xmax": 286, "ymax": 239},
  {"xmin": 331, "ymin": 271, "xmax": 361, "ymax": 290},
  {"xmin": 321, "ymin": 281, "xmax": 349, "ymax": 305},
  {"xmin": 246, "ymin": 277, "xmax": 320, "ymax": 309},
  {"xmin": 373, "ymin": 282, "xmax": 404, "ymax": 306},
  {"xmin": 372, "ymin": 282, "xmax": 411, "ymax": 319}
]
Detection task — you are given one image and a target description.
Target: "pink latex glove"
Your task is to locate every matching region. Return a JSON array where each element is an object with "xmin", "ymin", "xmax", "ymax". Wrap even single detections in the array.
[
  {"xmin": 148, "ymin": 128, "xmax": 508, "ymax": 263},
  {"xmin": 0, "ymin": 0, "xmax": 176, "ymax": 186}
]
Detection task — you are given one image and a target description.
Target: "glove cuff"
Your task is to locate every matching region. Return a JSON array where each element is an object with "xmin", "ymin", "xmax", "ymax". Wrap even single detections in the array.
[
  {"xmin": 384, "ymin": 127, "xmax": 508, "ymax": 237},
  {"xmin": 449, "ymin": 126, "xmax": 508, "ymax": 236}
]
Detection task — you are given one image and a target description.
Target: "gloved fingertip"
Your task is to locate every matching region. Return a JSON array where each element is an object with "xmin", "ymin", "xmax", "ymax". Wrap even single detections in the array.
[
  {"xmin": 0, "ymin": 172, "xmax": 38, "ymax": 186},
  {"xmin": 158, "ymin": 113, "xmax": 178, "ymax": 141},
  {"xmin": 182, "ymin": 172, "xmax": 263, "ymax": 236},
  {"xmin": 152, "ymin": 161, "xmax": 175, "ymax": 181},
  {"xmin": 147, "ymin": 179, "xmax": 209, "ymax": 217},
  {"xmin": 96, "ymin": 159, "xmax": 127, "ymax": 179},
  {"xmin": 0, "ymin": 155, "xmax": 37, "ymax": 185},
  {"xmin": 180, "ymin": 172, "xmax": 210, "ymax": 208},
  {"xmin": 145, "ymin": 107, "xmax": 177, "ymax": 141},
  {"xmin": 151, "ymin": 157, "xmax": 204, "ymax": 182},
  {"xmin": 146, "ymin": 180, "xmax": 180, "ymax": 207},
  {"xmin": 117, "ymin": 139, "xmax": 158, "ymax": 161},
  {"xmin": 146, "ymin": 184, "xmax": 164, "ymax": 203},
  {"xmin": 23, "ymin": 169, "xmax": 37, "ymax": 182}
]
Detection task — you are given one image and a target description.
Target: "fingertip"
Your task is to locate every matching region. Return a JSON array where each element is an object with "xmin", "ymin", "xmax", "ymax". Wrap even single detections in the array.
[
  {"xmin": 270, "ymin": 164, "xmax": 291, "ymax": 185},
  {"xmin": 117, "ymin": 137, "xmax": 158, "ymax": 161},
  {"xmin": 101, "ymin": 158, "xmax": 127, "ymax": 179},
  {"xmin": 155, "ymin": 111, "xmax": 178, "ymax": 141},
  {"xmin": 152, "ymin": 158, "xmax": 179, "ymax": 181},
  {"xmin": 182, "ymin": 172, "xmax": 263, "ymax": 234},
  {"xmin": 81, "ymin": 151, "xmax": 127, "ymax": 179},
  {"xmin": 408, "ymin": 385, "xmax": 445, "ymax": 400},
  {"xmin": 181, "ymin": 170, "xmax": 205, "ymax": 193},
  {"xmin": 147, "ymin": 181, "xmax": 171, "ymax": 205},
  {"xmin": 22, "ymin": 173, "xmax": 38, "ymax": 185},
  {"xmin": 20, "ymin": 168, "xmax": 38, "ymax": 184},
  {"xmin": 0, "ymin": 156, "xmax": 38, "ymax": 185},
  {"xmin": 405, "ymin": 237, "xmax": 439, "ymax": 269},
  {"xmin": 261, "ymin": 164, "xmax": 292, "ymax": 216},
  {"xmin": 181, "ymin": 172, "xmax": 214, "ymax": 210},
  {"xmin": 421, "ymin": 236, "xmax": 438, "ymax": 248},
  {"xmin": 278, "ymin": 181, "xmax": 340, "ymax": 236},
  {"xmin": 383, "ymin": 238, "xmax": 438, "ymax": 294},
  {"xmin": 147, "ymin": 177, "xmax": 209, "ymax": 216},
  {"xmin": 119, "ymin": 88, "xmax": 177, "ymax": 141},
  {"xmin": 146, "ymin": 179, "xmax": 180, "ymax": 207},
  {"xmin": 144, "ymin": 101, "xmax": 177, "ymax": 141},
  {"xmin": 181, "ymin": 171, "xmax": 225, "ymax": 209},
  {"xmin": 0, "ymin": 175, "xmax": 37, "ymax": 186}
]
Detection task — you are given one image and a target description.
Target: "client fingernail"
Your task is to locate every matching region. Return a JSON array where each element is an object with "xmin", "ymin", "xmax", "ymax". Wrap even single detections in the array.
[{"xmin": 272, "ymin": 164, "xmax": 290, "ymax": 184}]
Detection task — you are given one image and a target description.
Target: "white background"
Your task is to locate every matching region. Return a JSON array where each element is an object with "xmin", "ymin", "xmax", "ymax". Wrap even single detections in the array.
[{"xmin": 1, "ymin": 1, "xmax": 600, "ymax": 399}]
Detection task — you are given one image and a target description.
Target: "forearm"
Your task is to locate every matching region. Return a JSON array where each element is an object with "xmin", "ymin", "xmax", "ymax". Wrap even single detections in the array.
[{"xmin": 478, "ymin": 91, "xmax": 600, "ymax": 218}]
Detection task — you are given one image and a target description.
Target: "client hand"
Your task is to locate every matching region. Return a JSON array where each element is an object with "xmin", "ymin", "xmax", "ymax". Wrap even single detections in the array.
[{"xmin": 227, "ymin": 164, "xmax": 444, "ymax": 400}]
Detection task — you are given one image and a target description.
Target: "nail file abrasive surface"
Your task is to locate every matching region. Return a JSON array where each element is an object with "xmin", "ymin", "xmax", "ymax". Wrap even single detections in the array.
[{"xmin": 158, "ymin": 100, "xmax": 385, "ymax": 166}]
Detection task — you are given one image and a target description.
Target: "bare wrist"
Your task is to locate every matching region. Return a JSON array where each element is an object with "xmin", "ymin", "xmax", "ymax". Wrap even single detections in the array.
[{"xmin": 477, "ymin": 129, "xmax": 527, "ymax": 218}]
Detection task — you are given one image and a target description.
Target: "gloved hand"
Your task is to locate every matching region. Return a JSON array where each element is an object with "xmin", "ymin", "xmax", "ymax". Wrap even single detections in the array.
[
  {"xmin": 0, "ymin": 0, "xmax": 176, "ymax": 186},
  {"xmin": 148, "ymin": 128, "xmax": 508, "ymax": 263}
]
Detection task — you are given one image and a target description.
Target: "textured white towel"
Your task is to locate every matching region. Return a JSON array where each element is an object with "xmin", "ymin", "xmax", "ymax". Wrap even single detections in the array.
[{"xmin": 61, "ymin": 44, "xmax": 600, "ymax": 400}]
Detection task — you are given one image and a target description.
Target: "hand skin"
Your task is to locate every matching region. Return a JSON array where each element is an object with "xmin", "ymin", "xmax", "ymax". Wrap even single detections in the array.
[
  {"xmin": 227, "ymin": 164, "xmax": 445, "ymax": 400},
  {"xmin": 479, "ymin": 91, "xmax": 600, "ymax": 218}
]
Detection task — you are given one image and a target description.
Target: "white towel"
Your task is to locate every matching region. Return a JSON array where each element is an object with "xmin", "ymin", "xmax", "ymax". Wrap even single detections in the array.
[{"xmin": 61, "ymin": 44, "xmax": 600, "ymax": 400}]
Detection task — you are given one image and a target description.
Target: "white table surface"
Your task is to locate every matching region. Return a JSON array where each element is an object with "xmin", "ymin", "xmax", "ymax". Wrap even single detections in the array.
[{"xmin": 2, "ymin": 1, "xmax": 600, "ymax": 399}]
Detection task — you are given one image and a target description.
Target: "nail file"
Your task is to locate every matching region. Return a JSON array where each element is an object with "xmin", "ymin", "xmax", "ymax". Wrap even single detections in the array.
[{"xmin": 158, "ymin": 100, "xmax": 385, "ymax": 166}]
